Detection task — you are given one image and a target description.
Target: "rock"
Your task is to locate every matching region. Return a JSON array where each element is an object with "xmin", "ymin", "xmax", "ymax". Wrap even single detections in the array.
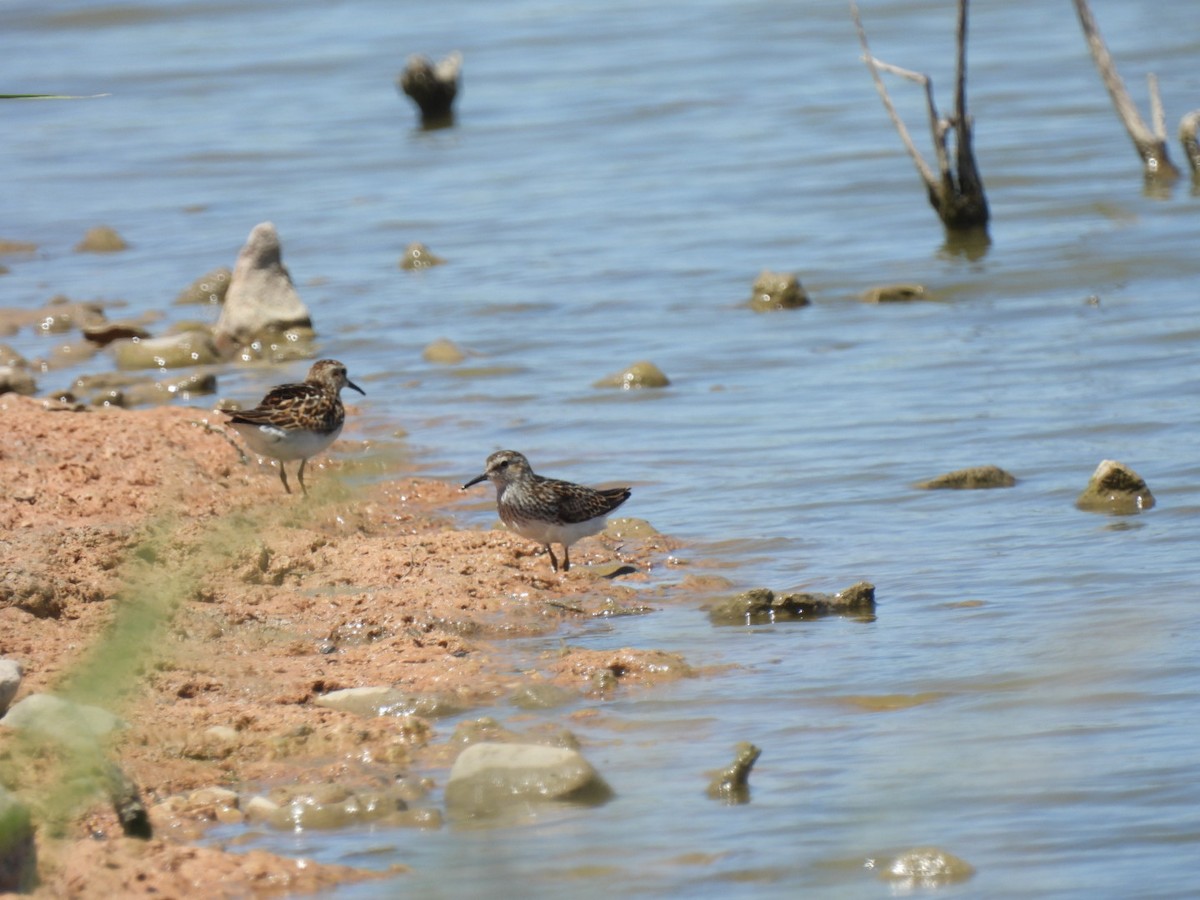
[
  {"xmin": 399, "ymin": 242, "xmax": 445, "ymax": 270},
  {"xmin": 36, "ymin": 297, "xmax": 106, "ymax": 333},
  {"xmin": 862, "ymin": 283, "xmax": 927, "ymax": 303},
  {"xmin": 214, "ymin": 223, "xmax": 313, "ymax": 350},
  {"xmin": 706, "ymin": 742, "xmax": 761, "ymax": 805},
  {"xmin": 879, "ymin": 847, "xmax": 975, "ymax": 888},
  {"xmin": 0, "ymin": 659, "xmax": 22, "ymax": 717},
  {"xmin": 0, "ymin": 785, "xmax": 35, "ymax": 893},
  {"xmin": 916, "ymin": 465, "xmax": 1016, "ymax": 490},
  {"xmin": 0, "ymin": 366, "xmax": 36, "ymax": 396},
  {"xmin": 397, "ymin": 52, "xmax": 462, "ymax": 126},
  {"xmin": 175, "ymin": 267, "xmax": 231, "ymax": 305},
  {"xmin": 82, "ymin": 322, "xmax": 153, "ymax": 346},
  {"xmin": 593, "ymin": 360, "xmax": 670, "ymax": 390},
  {"xmin": 508, "ymin": 683, "xmax": 576, "ymax": 711},
  {"xmin": 243, "ymin": 795, "xmax": 281, "ymax": 823},
  {"xmin": 708, "ymin": 581, "xmax": 876, "ymax": 625},
  {"xmin": 444, "ymin": 742, "xmax": 613, "ymax": 821},
  {"xmin": 749, "ymin": 270, "xmax": 809, "ymax": 311},
  {"xmin": 422, "ymin": 338, "xmax": 466, "ymax": 365},
  {"xmin": 0, "ymin": 239, "xmax": 36, "ymax": 255},
  {"xmin": 263, "ymin": 783, "xmax": 409, "ymax": 831},
  {"xmin": 313, "ymin": 686, "xmax": 467, "ymax": 719},
  {"xmin": 75, "ymin": 225, "xmax": 128, "ymax": 253},
  {"xmin": 0, "ymin": 693, "xmax": 127, "ymax": 746},
  {"xmin": 1075, "ymin": 459, "xmax": 1155, "ymax": 514},
  {"xmin": 111, "ymin": 332, "xmax": 220, "ymax": 370},
  {"xmin": 1, "ymin": 569, "xmax": 66, "ymax": 619},
  {"xmin": 0, "ymin": 344, "xmax": 28, "ymax": 368},
  {"xmin": 603, "ymin": 517, "xmax": 659, "ymax": 539}
]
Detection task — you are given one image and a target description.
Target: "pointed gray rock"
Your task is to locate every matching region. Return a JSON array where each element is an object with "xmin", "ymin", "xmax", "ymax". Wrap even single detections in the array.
[{"xmin": 214, "ymin": 222, "xmax": 312, "ymax": 349}]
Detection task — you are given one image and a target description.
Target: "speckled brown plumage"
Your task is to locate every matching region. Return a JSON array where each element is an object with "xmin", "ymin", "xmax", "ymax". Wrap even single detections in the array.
[
  {"xmin": 221, "ymin": 359, "xmax": 364, "ymax": 496},
  {"xmin": 463, "ymin": 449, "xmax": 630, "ymax": 573}
]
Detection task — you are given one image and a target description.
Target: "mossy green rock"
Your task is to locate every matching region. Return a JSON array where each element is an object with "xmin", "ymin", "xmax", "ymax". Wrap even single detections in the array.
[
  {"xmin": 749, "ymin": 270, "xmax": 809, "ymax": 311},
  {"xmin": 916, "ymin": 465, "xmax": 1016, "ymax": 490},
  {"xmin": 422, "ymin": 338, "xmax": 466, "ymax": 364},
  {"xmin": 594, "ymin": 360, "xmax": 670, "ymax": 390},
  {"xmin": 862, "ymin": 283, "xmax": 927, "ymax": 303},
  {"xmin": 174, "ymin": 267, "xmax": 231, "ymax": 305},
  {"xmin": 445, "ymin": 742, "xmax": 613, "ymax": 821},
  {"xmin": 111, "ymin": 332, "xmax": 220, "ymax": 370},
  {"xmin": 399, "ymin": 242, "xmax": 445, "ymax": 270},
  {"xmin": 708, "ymin": 581, "xmax": 875, "ymax": 625},
  {"xmin": 74, "ymin": 225, "xmax": 128, "ymax": 253},
  {"xmin": 706, "ymin": 742, "xmax": 761, "ymax": 805},
  {"xmin": 1075, "ymin": 459, "xmax": 1155, "ymax": 514}
]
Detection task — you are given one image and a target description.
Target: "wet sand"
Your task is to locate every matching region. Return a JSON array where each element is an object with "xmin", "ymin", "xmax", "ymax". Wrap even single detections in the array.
[{"xmin": 0, "ymin": 394, "xmax": 691, "ymax": 896}]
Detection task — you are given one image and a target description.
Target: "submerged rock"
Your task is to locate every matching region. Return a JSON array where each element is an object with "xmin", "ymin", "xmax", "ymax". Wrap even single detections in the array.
[
  {"xmin": 82, "ymin": 322, "xmax": 153, "ymax": 346},
  {"xmin": 706, "ymin": 742, "xmax": 761, "ymax": 805},
  {"xmin": 862, "ymin": 283, "xmax": 927, "ymax": 303},
  {"xmin": 261, "ymin": 783, "xmax": 411, "ymax": 832},
  {"xmin": 75, "ymin": 225, "xmax": 128, "ymax": 253},
  {"xmin": 0, "ymin": 366, "xmax": 36, "ymax": 396},
  {"xmin": 397, "ymin": 52, "xmax": 462, "ymax": 126},
  {"xmin": 214, "ymin": 223, "xmax": 313, "ymax": 350},
  {"xmin": 175, "ymin": 267, "xmax": 231, "ymax": 305},
  {"xmin": 444, "ymin": 742, "xmax": 613, "ymax": 821},
  {"xmin": 878, "ymin": 847, "xmax": 975, "ymax": 888},
  {"xmin": 422, "ymin": 338, "xmax": 466, "ymax": 364},
  {"xmin": 313, "ymin": 686, "xmax": 467, "ymax": 719},
  {"xmin": 399, "ymin": 242, "xmax": 445, "ymax": 270},
  {"xmin": 916, "ymin": 465, "xmax": 1016, "ymax": 490},
  {"xmin": 1075, "ymin": 459, "xmax": 1155, "ymax": 514},
  {"xmin": 708, "ymin": 581, "xmax": 876, "ymax": 625},
  {"xmin": 594, "ymin": 360, "xmax": 670, "ymax": 390},
  {"xmin": 749, "ymin": 270, "xmax": 809, "ymax": 311},
  {"xmin": 111, "ymin": 332, "xmax": 220, "ymax": 370}
]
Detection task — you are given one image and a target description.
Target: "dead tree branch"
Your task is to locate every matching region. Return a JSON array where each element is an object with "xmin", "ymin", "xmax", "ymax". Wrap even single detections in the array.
[
  {"xmin": 850, "ymin": 0, "xmax": 988, "ymax": 232},
  {"xmin": 1072, "ymin": 0, "xmax": 1180, "ymax": 181}
]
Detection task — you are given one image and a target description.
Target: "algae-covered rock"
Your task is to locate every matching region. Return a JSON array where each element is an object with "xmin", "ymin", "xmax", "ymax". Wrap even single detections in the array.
[
  {"xmin": 706, "ymin": 742, "xmax": 761, "ymax": 805},
  {"xmin": 75, "ymin": 225, "xmax": 128, "ymax": 253},
  {"xmin": 594, "ymin": 360, "xmax": 670, "ymax": 390},
  {"xmin": 313, "ymin": 686, "xmax": 467, "ymax": 719},
  {"xmin": 0, "ymin": 366, "xmax": 36, "ymax": 396},
  {"xmin": 862, "ymin": 283, "xmax": 927, "ymax": 303},
  {"xmin": 1075, "ymin": 459, "xmax": 1155, "ymax": 514},
  {"xmin": 509, "ymin": 683, "xmax": 576, "ymax": 711},
  {"xmin": 749, "ymin": 270, "xmax": 809, "ymax": 311},
  {"xmin": 263, "ymin": 783, "xmax": 409, "ymax": 832},
  {"xmin": 175, "ymin": 267, "xmax": 231, "ymax": 305},
  {"xmin": 422, "ymin": 338, "xmax": 466, "ymax": 364},
  {"xmin": 399, "ymin": 242, "xmax": 446, "ymax": 270},
  {"xmin": 214, "ymin": 223, "xmax": 312, "ymax": 349},
  {"xmin": 111, "ymin": 332, "xmax": 220, "ymax": 370},
  {"xmin": 879, "ymin": 847, "xmax": 975, "ymax": 888},
  {"xmin": 1, "ymin": 693, "xmax": 126, "ymax": 747},
  {"xmin": 603, "ymin": 517, "xmax": 658, "ymax": 539},
  {"xmin": 916, "ymin": 465, "xmax": 1016, "ymax": 490},
  {"xmin": 444, "ymin": 742, "xmax": 613, "ymax": 821},
  {"xmin": 708, "ymin": 581, "xmax": 875, "ymax": 625}
]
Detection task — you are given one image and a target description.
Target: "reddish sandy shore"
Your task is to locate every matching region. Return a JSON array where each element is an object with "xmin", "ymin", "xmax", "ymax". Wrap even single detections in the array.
[{"xmin": 0, "ymin": 394, "xmax": 705, "ymax": 897}]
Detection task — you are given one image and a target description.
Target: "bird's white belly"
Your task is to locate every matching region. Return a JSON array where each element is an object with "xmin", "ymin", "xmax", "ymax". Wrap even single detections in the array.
[
  {"xmin": 231, "ymin": 422, "xmax": 341, "ymax": 461},
  {"xmin": 508, "ymin": 514, "xmax": 608, "ymax": 547}
]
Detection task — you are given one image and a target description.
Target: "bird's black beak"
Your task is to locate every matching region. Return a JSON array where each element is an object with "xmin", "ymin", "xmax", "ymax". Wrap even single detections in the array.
[
  {"xmin": 347, "ymin": 380, "xmax": 366, "ymax": 396},
  {"xmin": 462, "ymin": 473, "xmax": 487, "ymax": 490}
]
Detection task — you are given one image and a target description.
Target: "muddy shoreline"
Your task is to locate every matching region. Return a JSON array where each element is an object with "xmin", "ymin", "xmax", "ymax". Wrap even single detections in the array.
[{"xmin": 0, "ymin": 394, "xmax": 697, "ymax": 896}]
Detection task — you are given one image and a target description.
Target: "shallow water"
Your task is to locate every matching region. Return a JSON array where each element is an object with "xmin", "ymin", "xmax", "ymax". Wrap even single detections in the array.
[{"xmin": 4, "ymin": 0, "xmax": 1200, "ymax": 895}]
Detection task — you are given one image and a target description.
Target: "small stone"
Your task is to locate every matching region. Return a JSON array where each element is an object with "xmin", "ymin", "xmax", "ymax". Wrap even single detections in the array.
[
  {"xmin": 204, "ymin": 725, "xmax": 239, "ymax": 744},
  {"xmin": 0, "ymin": 693, "xmax": 127, "ymax": 746},
  {"xmin": 175, "ymin": 267, "xmax": 231, "ymax": 305},
  {"xmin": 706, "ymin": 742, "xmax": 761, "ymax": 805},
  {"xmin": 593, "ymin": 360, "xmax": 670, "ymax": 390},
  {"xmin": 82, "ymin": 323, "xmax": 153, "ymax": 346},
  {"xmin": 0, "ymin": 239, "xmax": 37, "ymax": 255},
  {"xmin": 916, "ymin": 465, "xmax": 1016, "ymax": 490},
  {"xmin": 243, "ymin": 795, "xmax": 280, "ymax": 823},
  {"xmin": 399, "ymin": 242, "xmax": 445, "ymax": 270},
  {"xmin": 603, "ymin": 517, "xmax": 658, "ymax": 539},
  {"xmin": 708, "ymin": 581, "xmax": 876, "ymax": 625},
  {"xmin": 0, "ymin": 366, "xmax": 36, "ymax": 396},
  {"xmin": 111, "ymin": 332, "xmax": 220, "ymax": 370},
  {"xmin": 862, "ymin": 283, "xmax": 927, "ymax": 303},
  {"xmin": 749, "ymin": 270, "xmax": 809, "ymax": 311},
  {"xmin": 75, "ymin": 226, "xmax": 128, "ymax": 253},
  {"xmin": 1075, "ymin": 459, "xmax": 1155, "ymax": 515},
  {"xmin": 444, "ymin": 742, "xmax": 613, "ymax": 821},
  {"xmin": 422, "ymin": 338, "xmax": 465, "ymax": 364},
  {"xmin": 0, "ymin": 659, "xmax": 22, "ymax": 717}
]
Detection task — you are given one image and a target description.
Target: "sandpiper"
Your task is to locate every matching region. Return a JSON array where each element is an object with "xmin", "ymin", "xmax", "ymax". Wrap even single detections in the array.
[
  {"xmin": 463, "ymin": 449, "xmax": 631, "ymax": 573},
  {"xmin": 221, "ymin": 359, "xmax": 364, "ymax": 496}
]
